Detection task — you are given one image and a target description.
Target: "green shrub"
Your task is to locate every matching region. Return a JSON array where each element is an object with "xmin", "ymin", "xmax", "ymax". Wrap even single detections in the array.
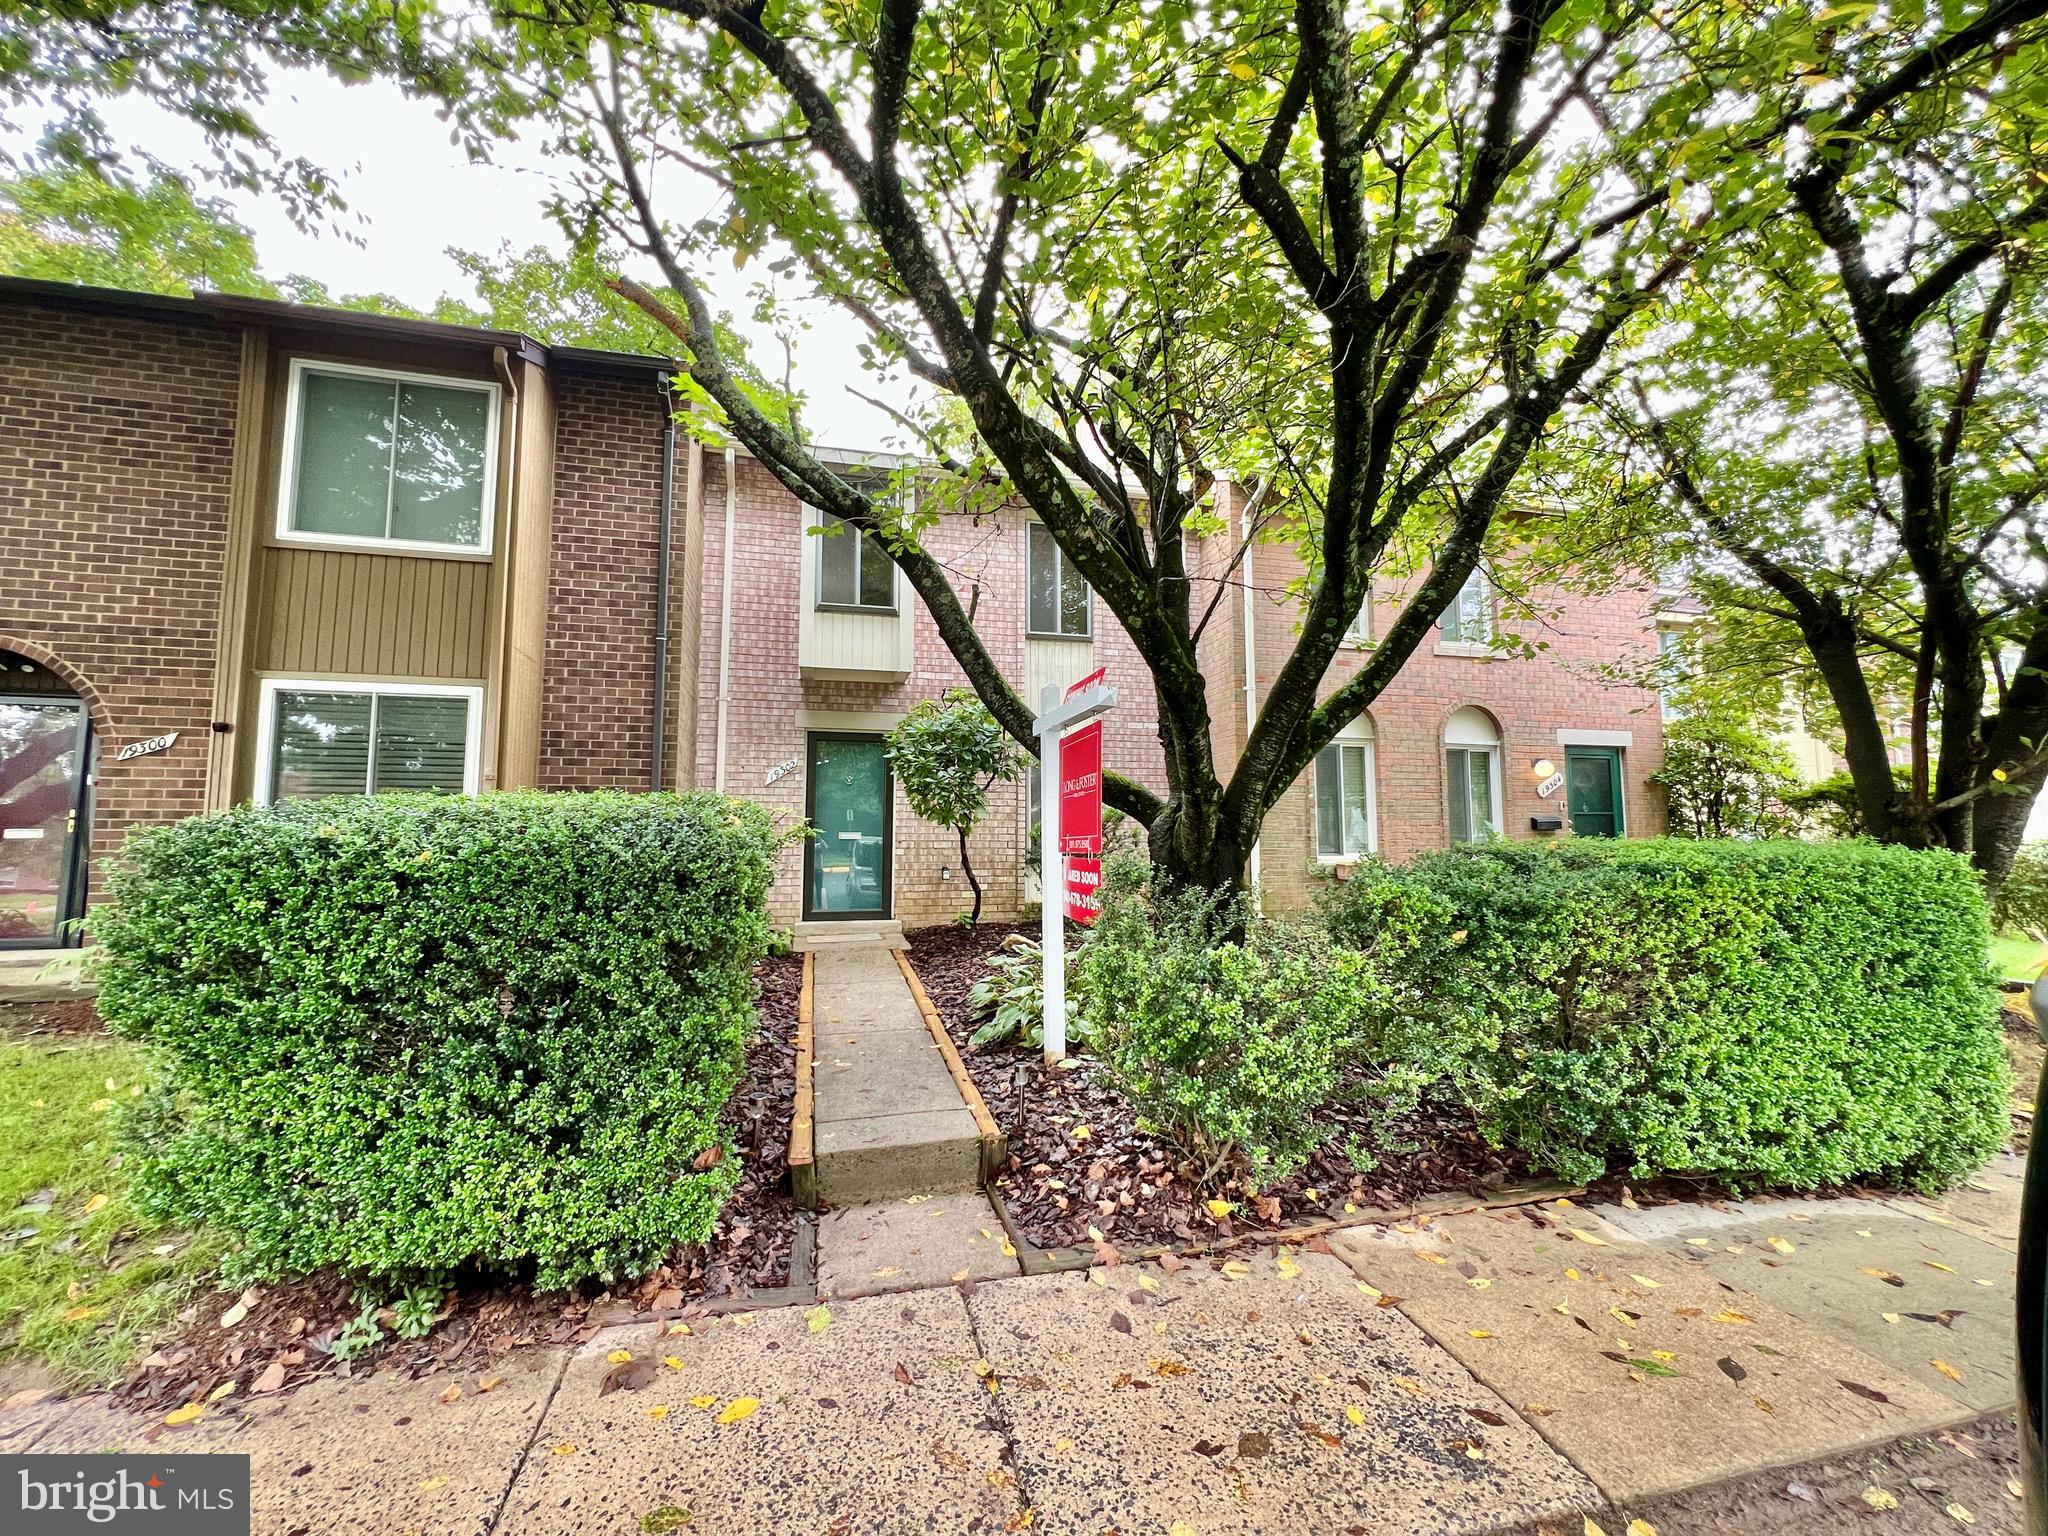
[
  {"xmin": 94, "ymin": 791, "xmax": 781, "ymax": 1289},
  {"xmin": 1077, "ymin": 862, "xmax": 1445, "ymax": 1184},
  {"xmin": 1995, "ymin": 842, "xmax": 2048, "ymax": 940},
  {"xmin": 1322, "ymin": 838, "xmax": 2009, "ymax": 1189},
  {"xmin": 965, "ymin": 934, "xmax": 1089, "ymax": 1052}
]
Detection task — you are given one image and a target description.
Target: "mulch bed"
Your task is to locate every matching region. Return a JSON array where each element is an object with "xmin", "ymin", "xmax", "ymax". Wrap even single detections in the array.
[
  {"xmin": 903, "ymin": 922, "xmax": 1535, "ymax": 1254},
  {"xmin": 15, "ymin": 953, "xmax": 804, "ymax": 1415}
]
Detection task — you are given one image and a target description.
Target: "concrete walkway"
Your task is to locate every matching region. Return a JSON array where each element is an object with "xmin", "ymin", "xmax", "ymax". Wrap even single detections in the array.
[
  {"xmin": 809, "ymin": 943, "xmax": 981, "ymax": 1205},
  {"xmin": 1, "ymin": 1162, "xmax": 2024, "ymax": 1535}
]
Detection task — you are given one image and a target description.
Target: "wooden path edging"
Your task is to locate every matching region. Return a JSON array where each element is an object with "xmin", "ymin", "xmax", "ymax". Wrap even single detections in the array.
[{"xmin": 891, "ymin": 947, "xmax": 1008, "ymax": 1182}]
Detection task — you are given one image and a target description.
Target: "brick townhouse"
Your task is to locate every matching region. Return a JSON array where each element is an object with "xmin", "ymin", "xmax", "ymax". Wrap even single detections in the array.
[{"xmin": 0, "ymin": 277, "xmax": 1664, "ymax": 947}]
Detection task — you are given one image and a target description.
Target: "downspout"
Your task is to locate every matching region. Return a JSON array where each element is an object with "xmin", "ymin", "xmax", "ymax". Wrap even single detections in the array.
[
  {"xmin": 713, "ymin": 445, "xmax": 737, "ymax": 793},
  {"xmin": 650, "ymin": 376, "xmax": 676, "ymax": 791},
  {"xmin": 488, "ymin": 347, "xmax": 521, "ymax": 792},
  {"xmin": 1237, "ymin": 478, "xmax": 1269, "ymax": 902}
]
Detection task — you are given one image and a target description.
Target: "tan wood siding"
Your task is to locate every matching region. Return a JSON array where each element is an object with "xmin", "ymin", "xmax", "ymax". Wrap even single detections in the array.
[
  {"xmin": 252, "ymin": 546, "xmax": 491, "ymax": 680},
  {"xmin": 493, "ymin": 358, "xmax": 555, "ymax": 789}
]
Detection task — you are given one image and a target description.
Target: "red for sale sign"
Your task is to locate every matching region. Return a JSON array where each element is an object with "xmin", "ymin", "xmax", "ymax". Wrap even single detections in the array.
[
  {"xmin": 1064, "ymin": 856, "xmax": 1103, "ymax": 926},
  {"xmin": 1058, "ymin": 720, "xmax": 1103, "ymax": 855}
]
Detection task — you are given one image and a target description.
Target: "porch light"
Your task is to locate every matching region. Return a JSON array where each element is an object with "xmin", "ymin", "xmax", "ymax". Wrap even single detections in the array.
[{"xmin": 1531, "ymin": 758, "xmax": 1556, "ymax": 779}]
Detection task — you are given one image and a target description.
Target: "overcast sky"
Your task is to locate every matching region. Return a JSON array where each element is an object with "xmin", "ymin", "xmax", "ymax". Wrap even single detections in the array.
[{"xmin": 9, "ymin": 67, "xmax": 909, "ymax": 449}]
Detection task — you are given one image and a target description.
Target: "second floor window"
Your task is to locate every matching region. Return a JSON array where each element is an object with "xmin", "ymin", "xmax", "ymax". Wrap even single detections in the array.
[
  {"xmin": 282, "ymin": 361, "xmax": 497, "ymax": 553},
  {"xmin": 816, "ymin": 511, "xmax": 897, "ymax": 611},
  {"xmin": 1028, "ymin": 523, "xmax": 1091, "ymax": 638},
  {"xmin": 1438, "ymin": 569, "xmax": 1493, "ymax": 646}
]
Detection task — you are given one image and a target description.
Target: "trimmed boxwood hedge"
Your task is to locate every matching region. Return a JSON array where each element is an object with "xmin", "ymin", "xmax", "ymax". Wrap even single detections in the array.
[
  {"xmin": 1320, "ymin": 838, "xmax": 2010, "ymax": 1190},
  {"xmin": 94, "ymin": 791, "xmax": 780, "ymax": 1289}
]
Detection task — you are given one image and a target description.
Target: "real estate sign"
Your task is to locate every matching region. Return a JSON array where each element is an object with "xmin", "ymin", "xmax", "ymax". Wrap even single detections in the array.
[
  {"xmin": 1058, "ymin": 721, "xmax": 1103, "ymax": 856},
  {"xmin": 1064, "ymin": 856, "xmax": 1103, "ymax": 926}
]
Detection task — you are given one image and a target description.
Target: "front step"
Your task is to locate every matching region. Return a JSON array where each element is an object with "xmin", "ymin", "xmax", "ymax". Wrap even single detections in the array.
[
  {"xmin": 793, "ymin": 919, "xmax": 906, "ymax": 952},
  {"xmin": 815, "ymin": 1111, "xmax": 984, "ymax": 1204}
]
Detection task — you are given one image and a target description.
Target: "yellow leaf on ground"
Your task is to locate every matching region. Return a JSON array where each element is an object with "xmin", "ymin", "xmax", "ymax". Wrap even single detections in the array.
[
  {"xmin": 1564, "ymin": 1268, "xmax": 1582, "ymax": 1282},
  {"xmin": 1137, "ymin": 1275, "xmax": 1160, "ymax": 1293},
  {"xmin": 1277, "ymin": 1253, "xmax": 1302, "ymax": 1280},
  {"xmin": 61, "ymin": 1306, "xmax": 98, "ymax": 1322},
  {"xmin": 1172, "ymin": 1522, "xmax": 1199, "ymax": 1536},
  {"xmin": 1346, "ymin": 1405, "xmax": 1365, "ymax": 1426},
  {"xmin": 1584, "ymin": 1519, "xmax": 1609, "ymax": 1536},
  {"xmin": 1205, "ymin": 1199, "xmax": 1234, "ymax": 1220},
  {"xmin": 648, "ymin": 1404, "xmax": 670, "ymax": 1420},
  {"xmin": 1087, "ymin": 1268, "xmax": 1109, "ymax": 1287},
  {"xmin": 1468, "ymin": 1330, "xmax": 1495, "ymax": 1339},
  {"xmin": 1000, "ymin": 1240, "xmax": 1017, "ymax": 1258},
  {"xmin": 1629, "ymin": 1275, "xmax": 1661, "ymax": 1290},
  {"xmin": 714, "ymin": 1397, "xmax": 760, "ymax": 1424},
  {"xmin": 1947, "ymin": 1503, "xmax": 1975, "ymax": 1524},
  {"xmin": 873, "ymin": 1266, "xmax": 904, "ymax": 1279},
  {"xmin": 1927, "ymin": 1262, "xmax": 1957, "ymax": 1273},
  {"xmin": 806, "ymin": 1305, "xmax": 832, "ymax": 1334},
  {"xmin": 1933, "ymin": 1359, "xmax": 1964, "ymax": 1384},
  {"xmin": 218, "ymin": 1301, "xmax": 249, "ymax": 1329},
  {"xmin": 663, "ymin": 1356, "xmax": 684, "ymax": 1370},
  {"xmin": 417, "ymin": 1476, "xmax": 449, "ymax": 1491},
  {"xmin": 478, "ymin": 1376, "xmax": 504, "ymax": 1393},
  {"xmin": 1882, "ymin": 1313, "xmax": 1901, "ymax": 1324},
  {"xmin": 689, "ymin": 1395, "xmax": 717, "ymax": 1408},
  {"xmin": 81, "ymin": 1193, "xmax": 109, "ymax": 1215},
  {"xmin": 163, "ymin": 1403, "xmax": 204, "ymax": 1427},
  {"xmin": 1862, "ymin": 1487, "xmax": 1899, "ymax": 1510},
  {"xmin": 1626, "ymin": 1521, "xmax": 1659, "ymax": 1536},
  {"xmin": 1417, "ymin": 1251, "xmax": 1449, "ymax": 1265},
  {"xmin": 1356, "ymin": 1282, "xmax": 1382, "ymax": 1298},
  {"xmin": 1069, "ymin": 1125, "xmax": 1090, "ymax": 1141},
  {"xmin": 1569, "ymin": 1229, "xmax": 1608, "ymax": 1246},
  {"xmin": 1766, "ymin": 1236, "xmax": 1796, "ymax": 1255},
  {"xmin": 207, "ymin": 1380, "xmax": 236, "ymax": 1402},
  {"xmin": 666, "ymin": 1322, "xmax": 692, "ymax": 1336},
  {"xmin": 1394, "ymin": 1377, "xmax": 1425, "ymax": 1397},
  {"xmin": 1221, "ymin": 1261, "xmax": 1250, "ymax": 1279},
  {"xmin": 1711, "ymin": 1310, "xmax": 1753, "ymax": 1325},
  {"xmin": 607, "ymin": 1349, "xmax": 634, "ymax": 1364},
  {"xmin": 952, "ymin": 1270, "xmax": 972, "ymax": 1284},
  {"xmin": 551, "ymin": 1443, "xmax": 576, "ymax": 1456}
]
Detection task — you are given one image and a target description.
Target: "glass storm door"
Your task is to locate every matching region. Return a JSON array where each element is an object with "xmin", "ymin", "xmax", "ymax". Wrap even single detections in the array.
[
  {"xmin": 0, "ymin": 698, "xmax": 91, "ymax": 947},
  {"xmin": 1566, "ymin": 747, "xmax": 1625, "ymax": 838},
  {"xmin": 805, "ymin": 734, "xmax": 892, "ymax": 919}
]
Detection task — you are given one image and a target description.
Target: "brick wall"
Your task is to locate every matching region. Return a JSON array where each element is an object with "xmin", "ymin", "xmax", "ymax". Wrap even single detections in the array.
[
  {"xmin": 1247, "ymin": 542, "xmax": 1668, "ymax": 911},
  {"xmin": 0, "ymin": 300, "xmax": 241, "ymax": 894},
  {"xmin": 691, "ymin": 455, "xmax": 1169, "ymax": 928},
  {"xmin": 538, "ymin": 372, "xmax": 675, "ymax": 789}
]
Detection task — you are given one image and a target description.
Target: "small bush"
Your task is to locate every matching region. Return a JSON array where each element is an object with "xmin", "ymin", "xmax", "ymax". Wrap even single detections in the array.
[
  {"xmin": 1995, "ymin": 842, "xmax": 2048, "ymax": 940},
  {"xmin": 1078, "ymin": 862, "xmax": 1444, "ymax": 1183},
  {"xmin": 965, "ymin": 934, "xmax": 1089, "ymax": 1052},
  {"xmin": 1322, "ymin": 839, "xmax": 2009, "ymax": 1189},
  {"xmin": 94, "ymin": 791, "xmax": 781, "ymax": 1289}
]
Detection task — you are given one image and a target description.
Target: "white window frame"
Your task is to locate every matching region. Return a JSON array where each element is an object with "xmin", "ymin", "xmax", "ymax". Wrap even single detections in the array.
[
  {"xmin": 275, "ymin": 358, "xmax": 502, "ymax": 557},
  {"xmin": 253, "ymin": 677, "xmax": 485, "ymax": 805},
  {"xmin": 1346, "ymin": 585, "xmax": 1373, "ymax": 646},
  {"xmin": 1437, "ymin": 568, "xmax": 1495, "ymax": 651},
  {"xmin": 1313, "ymin": 725, "xmax": 1378, "ymax": 862},
  {"xmin": 1026, "ymin": 521, "xmax": 1093, "ymax": 639}
]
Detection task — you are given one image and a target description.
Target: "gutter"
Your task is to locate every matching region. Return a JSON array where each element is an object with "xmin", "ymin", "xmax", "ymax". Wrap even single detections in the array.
[
  {"xmin": 488, "ymin": 346, "xmax": 522, "ymax": 791},
  {"xmin": 651, "ymin": 377, "xmax": 676, "ymax": 791},
  {"xmin": 713, "ymin": 445, "xmax": 737, "ymax": 793}
]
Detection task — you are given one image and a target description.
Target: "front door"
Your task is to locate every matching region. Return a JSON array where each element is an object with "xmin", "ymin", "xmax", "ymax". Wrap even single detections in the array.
[
  {"xmin": 804, "ymin": 733, "xmax": 892, "ymax": 919},
  {"xmin": 0, "ymin": 697, "xmax": 93, "ymax": 948},
  {"xmin": 1565, "ymin": 746, "xmax": 1625, "ymax": 838}
]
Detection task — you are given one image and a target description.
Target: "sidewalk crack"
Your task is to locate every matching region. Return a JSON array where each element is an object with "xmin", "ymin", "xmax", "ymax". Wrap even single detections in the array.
[
  {"xmin": 481, "ymin": 1344, "xmax": 575, "ymax": 1535},
  {"xmin": 958, "ymin": 1287, "xmax": 1038, "ymax": 1525}
]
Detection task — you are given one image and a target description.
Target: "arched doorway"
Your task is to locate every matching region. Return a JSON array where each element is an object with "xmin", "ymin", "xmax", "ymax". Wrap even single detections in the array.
[{"xmin": 0, "ymin": 649, "xmax": 95, "ymax": 948}]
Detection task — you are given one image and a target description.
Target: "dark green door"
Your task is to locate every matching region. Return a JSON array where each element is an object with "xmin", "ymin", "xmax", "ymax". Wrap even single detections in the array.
[
  {"xmin": 1566, "ymin": 747, "xmax": 1624, "ymax": 838},
  {"xmin": 804, "ymin": 734, "xmax": 892, "ymax": 919}
]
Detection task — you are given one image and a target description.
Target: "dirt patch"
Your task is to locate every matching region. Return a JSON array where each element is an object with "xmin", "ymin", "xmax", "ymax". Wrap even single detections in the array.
[
  {"xmin": 904, "ymin": 922, "xmax": 1531, "ymax": 1253},
  {"xmin": 72, "ymin": 952, "xmax": 804, "ymax": 1415},
  {"xmin": 0, "ymin": 999, "xmax": 107, "ymax": 1039},
  {"xmin": 1504, "ymin": 1414, "xmax": 2023, "ymax": 1536}
]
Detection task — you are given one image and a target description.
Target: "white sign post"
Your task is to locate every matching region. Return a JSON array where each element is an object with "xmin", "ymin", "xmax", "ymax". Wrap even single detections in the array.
[{"xmin": 1034, "ymin": 675, "xmax": 1116, "ymax": 1064}]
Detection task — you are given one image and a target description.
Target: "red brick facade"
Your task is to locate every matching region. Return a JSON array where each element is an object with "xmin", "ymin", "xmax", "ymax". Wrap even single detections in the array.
[
  {"xmin": 0, "ymin": 280, "xmax": 1666, "ymax": 942},
  {"xmin": 0, "ymin": 300, "xmax": 241, "ymax": 885}
]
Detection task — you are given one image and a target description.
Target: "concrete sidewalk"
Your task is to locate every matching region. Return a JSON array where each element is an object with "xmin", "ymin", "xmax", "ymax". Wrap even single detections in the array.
[{"xmin": 0, "ymin": 1161, "xmax": 2023, "ymax": 1535}]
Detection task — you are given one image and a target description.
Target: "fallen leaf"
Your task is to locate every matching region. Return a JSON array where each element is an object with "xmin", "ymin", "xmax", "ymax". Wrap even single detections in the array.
[
  {"xmin": 1766, "ymin": 1236, "xmax": 1796, "ymax": 1255},
  {"xmin": 252, "ymin": 1362, "xmax": 287, "ymax": 1394},
  {"xmin": 1584, "ymin": 1519, "xmax": 1609, "ymax": 1536},
  {"xmin": 1569, "ymin": 1229, "xmax": 1609, "ymax": 1246},
  {"xmin": 1862, "ymin": 1267, "xmax": 1906, "ymax": 1286},
  {"xmin": 1416, "ymin": 1250, "xmax": 1449, "ymax": 1265},
  {"xmin": 551, "ymin": 1443, "xmax": 576, "ymax": 1456},
  {"xmin": 806, "ymin": 1305, "xmax": 832, "ymax": 1335},
  {"xmin": 1932, "ymin": 1359, "xmax": 1965, "ymax": 1384},
  {"xmin": 219, "ymin": 1300, "xmax": 250, "ymax": 1329},
  {"xmin": 478, "ymin": 1376, "xmax": 504, "ymax": 1393},
  {"xmin": 418, "ymin": 1475, "xmax": 450, "ymax": 1492},
  {"xmin": 1861, "ymin": 1486, "xmax": 1899, "ymax": 1510},
  {"xmin": 1355, "ymin": 1282, "xmax": 1383, "ymax": 1299},
  {"xmin": 1238, "ymin": 1429, "xmax": 1271, "ymax": 1457},
  {"xmin": 1626, "ymin": 1522, "xmax": 1659, "ymax": 1536},
  {"xmin": 1629, "ymin": 1274, "xmax": 1662, "ymax": 1290},
  {"xmin": 438, "ymin": 1384, "xmax": 462, "ymax": 1404},
  {"xmin": 1716, "ymin": 1356, "xmax": 1747, "ymax": 1383},
  {"xmin": 648, "ymin": 1404, "xmax": 670, "ymax": 1420},
  {"xmin": 1345, "ymin": 1405, "xmax": 1365, "ymax": 1426},
  {"xmin": 607, "ymin": 1349, "xmax": 634, "ymax": 1364},
  {"xmin": 689, "ymin": 1394, "xmax": 717, "ymax": 1408},
  {"xmin": 81, "ymin": 1193, "xmax": 109, "ymax": 1215},
  {"xmin": 1710, "ymin": 1310, "xmax": 1752, "ymax": 1325},
  {"xmin": 1927, "ymin": 1262, "xmax": 1957, "ymax": 1273},
  {"xmin": 1840, "ymin": 1380, "xmax": 1892, "ymax": 1404},
  {"xmin": 163, "ymin": 1403, "xmax": 204, "ymax": 1427},
  {"xmin": 1205, "ymin": 1199, "xmax": 1233, "ymax": 1220},
  {"xmin": 893, "ymin": 1363, "xmax": 914, "ymax": 1386},
  {"xmin": 714, "ymin": 1397, "xmax": 760, "ymax": 1424},
  {"xmin": 1947, "ymin": 1503, "xmax": 1975, "ymax": 1524}
]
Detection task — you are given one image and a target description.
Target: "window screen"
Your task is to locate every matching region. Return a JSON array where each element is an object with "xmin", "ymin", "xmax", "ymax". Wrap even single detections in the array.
[
  {"xmin": 289, "ymin": 368, "xmax": 491, "ymax": 548},
  {"xmin": 816, "ymin": 512, "xmax": 895, "ymax": 610},
  {"xmin": 1028, "ymin": 523, "xmax": 1091, "ymax": 637}
]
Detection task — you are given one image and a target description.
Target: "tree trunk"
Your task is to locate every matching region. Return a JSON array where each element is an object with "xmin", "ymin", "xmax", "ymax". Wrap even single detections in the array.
[
  {"xmin": 957, "ymin": 825, "xmax": 983, "ymax": 924},
  {"xmin": 1974, "ymin": 761, "xmax": 2047, "ymax": 899}
]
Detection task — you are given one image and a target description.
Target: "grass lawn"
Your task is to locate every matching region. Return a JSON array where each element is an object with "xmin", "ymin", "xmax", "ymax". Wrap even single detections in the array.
[
  {"xmin": 0, "ymin": 1033, "xmax": 223, "ymax": 1390},
  {"xmin": 1993, "ymin": 931, "xmax": 2048, "ymax": 983}
]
